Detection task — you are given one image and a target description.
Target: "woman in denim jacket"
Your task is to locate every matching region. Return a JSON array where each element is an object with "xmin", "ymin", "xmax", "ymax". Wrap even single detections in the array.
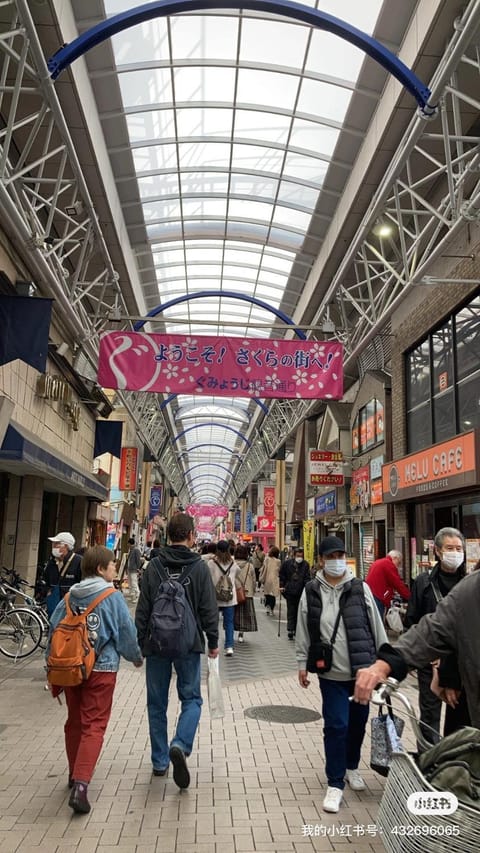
[{"xmin": 46, "ymin": 545, "xmax": 142, "ymax": 814}]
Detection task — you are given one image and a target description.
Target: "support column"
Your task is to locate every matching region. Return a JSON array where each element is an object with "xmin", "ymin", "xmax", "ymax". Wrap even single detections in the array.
[
  {"xmin": 275, "ymin": 459, "xmax": 286, "ymax": 553},
  {"xmin": 240, "ymin": 496, "xmax": 247, "ymax": 537},
  {"xmin": 14, "ymin": 475, "xmax": 44, "ymax": 584}
]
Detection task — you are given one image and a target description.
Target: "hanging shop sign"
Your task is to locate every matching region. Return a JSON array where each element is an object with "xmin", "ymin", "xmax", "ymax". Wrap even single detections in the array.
[
  {"xmin": 370, "ymin": 480, "xmax": 383, "ymax": 505},
  {"xmin": 309, "ymin": 450, "xmax": 344, "ymax": 486},
  {"xmin": 149, "ymin": 485, "xmax": 163, "ymax": 520},
  {"xmin": 98, "ymin": 332, "xmax": 343, "ymax": 400},
  {"xmin": 350, "ymin": 465, "xmax": 370, "ymax": 510},
  {"xmin": 314, "ymin": 491, "xmax": 337, "ymax": 515},
  {"xmin": 263, "ymin": 486, "xmax": 276, "ymax": 517},
  {"xmin": 257, "ymin": 515, "xmax": 276, "ymax": 533},
  {"xmin": 119, "ymin": 446, "xmax": 138, "ymax": 491},
  {"xmin": 303, "ymin": 519, "xmax": 315, "ymax": 567},
  {"xmin": 382, "ymin": 430, "xmax": 478, "ymax": 502}
]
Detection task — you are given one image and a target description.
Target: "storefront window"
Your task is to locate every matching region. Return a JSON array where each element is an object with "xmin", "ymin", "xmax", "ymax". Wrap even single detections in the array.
[
  {"xmin": 406, "ymin": 294, "xmax": 480, "ymax": 452},
  {"xmin": 353, "ymin": 398, "xmax": 384, "ymax": 454},
  {"xmin": 407, "ymin": 401, "xmax": 432, "ymax": 452},
  {"xmin": 458, "ymin": 374, "xmax": 480, "ymax": 432},
  {"xmin": 456, "ymin": 295, "xmax": 480, "ymax": 381}
]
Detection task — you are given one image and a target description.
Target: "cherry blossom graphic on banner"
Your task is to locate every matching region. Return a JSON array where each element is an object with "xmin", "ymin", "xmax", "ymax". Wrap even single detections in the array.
[{"xmin": 98, "ymin": 333, "xmax": 343, "ymax": 400}]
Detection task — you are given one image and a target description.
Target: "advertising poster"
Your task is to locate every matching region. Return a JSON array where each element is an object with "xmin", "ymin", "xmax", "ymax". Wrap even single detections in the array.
[{"xmin": 302, "ymin": 519, "xmax": 315, "ymax": 568}]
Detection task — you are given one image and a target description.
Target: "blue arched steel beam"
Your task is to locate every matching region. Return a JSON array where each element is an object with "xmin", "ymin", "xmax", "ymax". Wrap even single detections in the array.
[
  {"xmin": 132, "ymin": 290, "xmax": 306, "ymax": 339},
  {"xmin": 173, "ymin": 423, "xmax": 251, "ymax": 446},
  {"xmin": 178, "ymin": 444, "xmax": 244, "ymax": 460},
  {"xmin": 48, "ymin": 0, "xmax": 432, "ymax": 112},
  {"xmin": 187, "ymin": 474, "xmax": 228, "ymax": 487},
  {"xmin": 185, "ymin": 463, "xmax": 233, "ymax": 476}
]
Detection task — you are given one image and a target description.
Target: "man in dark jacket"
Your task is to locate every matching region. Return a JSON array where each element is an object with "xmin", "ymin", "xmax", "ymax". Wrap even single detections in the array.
[
  {"xmin": 279, "ymin": 547, "xmax": 311, "ymax": 639},
  {"xmin": 354, "ymin": 567, "xmax": 479, "ymax": 729},
  {"xmin": 44, "ymin": 531, "xmax": 82, "ymax": 616},
  {"xmin": 403, "ymin": 526, "xmax": 466, "ymax": 745},
  {"xmin": 135, "ymin": 513, "xmax": 218, "ymax": 789}
]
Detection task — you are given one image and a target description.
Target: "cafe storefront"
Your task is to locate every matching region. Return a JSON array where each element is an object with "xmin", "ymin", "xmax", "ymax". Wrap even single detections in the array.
[{"xmin": 382, "ymin": 430, "xmax": 480, "ymax": 576}]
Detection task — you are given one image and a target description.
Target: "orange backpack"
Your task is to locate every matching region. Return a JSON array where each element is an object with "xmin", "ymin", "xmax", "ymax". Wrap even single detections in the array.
[{"xmin": 47, "ymin": 587, "xmax": 115, "ymax": 688}]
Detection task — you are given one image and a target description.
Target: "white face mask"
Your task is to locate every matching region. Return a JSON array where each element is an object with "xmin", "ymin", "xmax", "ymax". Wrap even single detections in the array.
[
  {"xmin": 440, "ymin": 550, "xmax": 464, "ymax": 570},
  {"xmin": 295, "ymin": 557, "xmax": 303, "ymax": 563},
  {"xmin": 324, "ymin": 558, "xmax": 347, "ymax": 577},
  {"xmin": 52, "ymin": 547, "xmax": 63, "ymax": 559}
]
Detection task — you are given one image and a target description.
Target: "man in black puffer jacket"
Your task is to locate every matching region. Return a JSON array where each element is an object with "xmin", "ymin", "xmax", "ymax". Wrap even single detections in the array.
[{"xmin": 279, "ymin": 547, "xmax": 311, "ymax": 639}]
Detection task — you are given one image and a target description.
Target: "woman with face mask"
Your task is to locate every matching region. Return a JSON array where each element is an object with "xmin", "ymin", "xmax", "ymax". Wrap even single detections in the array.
[
  {"xmin": 404, "ymin": 526, "xmax": 469, "ymax": 746},
  {"xmin": 295, "ymin": 535, "xmax": 387, "ymax": 815}
]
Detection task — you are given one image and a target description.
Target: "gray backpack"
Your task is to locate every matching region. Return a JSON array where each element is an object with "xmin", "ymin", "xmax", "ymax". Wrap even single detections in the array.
[
  {"xmin": 148, "ymin": 562, "xmax": 197, "ymax": 659},
  {"xmin": 214, "ymin": 560, "xmax": 234, "ymax": 603}
]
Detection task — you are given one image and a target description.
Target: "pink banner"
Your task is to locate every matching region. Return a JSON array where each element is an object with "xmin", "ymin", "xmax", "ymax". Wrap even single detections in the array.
[{"xmin": 98, "ymin": 332, "xmax": 343, "ymax": 400}]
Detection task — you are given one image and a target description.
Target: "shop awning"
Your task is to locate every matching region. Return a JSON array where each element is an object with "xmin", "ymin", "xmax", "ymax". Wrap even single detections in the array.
[{"xmin": 0, "ymin": 422, "xmax": 108, "ymax": 501}]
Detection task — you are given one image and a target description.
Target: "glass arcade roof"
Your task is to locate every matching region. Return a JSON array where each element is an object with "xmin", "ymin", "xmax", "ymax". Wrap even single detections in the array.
[{"xmin": 103, "ymin": 0, "xmax": 384, "ymax": 503}]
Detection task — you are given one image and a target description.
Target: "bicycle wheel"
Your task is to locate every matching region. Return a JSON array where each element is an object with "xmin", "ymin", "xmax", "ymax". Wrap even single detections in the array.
[
  {"xmin": 35, "ymin": 607, "xmax": 50, "ymax": 650},
  {"xmin": 0, "ymin": 608, "xmax": 43, "ymax": 658}
]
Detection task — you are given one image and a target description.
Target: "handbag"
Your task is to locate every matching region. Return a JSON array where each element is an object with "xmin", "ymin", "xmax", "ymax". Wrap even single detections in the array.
[
  {"xmin": 207, "ymin": 656, "xmax": 225, "ymax": 719},
  {"xmin": 235, "ymin": 583, "xmax": 246, "ymax": 605},
  {"xmin": 370, "ymin": 696, "xmax": 405, "ymax": 776},
  {"xmin": 306, "ymin": 608, "xmax": 342, "ymax": 674},
  {"xmin": 385, "ymin": 605, "xmax": 403, "ymax": 633}
]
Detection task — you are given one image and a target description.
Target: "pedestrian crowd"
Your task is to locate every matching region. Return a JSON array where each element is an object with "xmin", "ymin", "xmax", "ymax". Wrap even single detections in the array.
[{"xmin": 43, "ymin": 519, "xmax": 475, "ymax": 819}]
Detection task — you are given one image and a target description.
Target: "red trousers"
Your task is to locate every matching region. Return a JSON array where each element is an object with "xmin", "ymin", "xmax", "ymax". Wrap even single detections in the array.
[{"xmin": 64, "ymin": 671, "xmax": 117, "ymax": 783}]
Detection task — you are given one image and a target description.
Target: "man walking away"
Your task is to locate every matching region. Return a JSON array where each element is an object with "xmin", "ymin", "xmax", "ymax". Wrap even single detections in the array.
[
  {"xmin": 365, "ymin": 550, "xmax": 410, "ymax": 618},
  {"xmin": 126, "ymin": 538, "xmax": 142, "ymax": 602},
  {"xmin": 135, "ymin": 513, "xmax": 219, "ymax": 789},
  {"xmin": 279, "ymin": 547, "xmax": 310, "ymax": 639}
]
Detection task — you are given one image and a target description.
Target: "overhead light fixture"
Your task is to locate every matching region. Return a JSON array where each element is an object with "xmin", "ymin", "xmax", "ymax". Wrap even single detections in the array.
[
  {"xmin": 65, "ymin": 200, "xmax": 84, "ymax": 217},
  {"xmin": 373, "ymin": 219, "xmax": 393, "ymax": 238},
  {"xmin": 321, "ymin": 305, "xmax": 335, "ymax": 334},
  {"xmin": 56, "ymin": 342, "xmax": 69, "ymax": 357}
]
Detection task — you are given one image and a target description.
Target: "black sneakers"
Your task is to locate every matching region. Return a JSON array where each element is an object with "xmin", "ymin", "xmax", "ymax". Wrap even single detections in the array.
[
  {"xmin": 152, "ymin": 767, "xmax": 168, "ymax": 776},
  {"xmin": 68, "ymin": 782, "xmax": 91, "ymax": 814},
  {"xmin": 169, "ymin": 746, "xmax": 190, "ymax": 789}
]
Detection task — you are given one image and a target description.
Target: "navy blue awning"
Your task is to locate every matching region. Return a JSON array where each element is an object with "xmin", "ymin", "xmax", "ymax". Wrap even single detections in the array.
[{"xmin": 0, "ymin": 423, "xmax": 108, "ymax": 501}]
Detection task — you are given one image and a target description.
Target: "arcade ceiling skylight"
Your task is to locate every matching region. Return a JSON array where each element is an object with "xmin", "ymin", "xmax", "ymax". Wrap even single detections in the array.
[{"xmin": 103, "ymin": 0, "xmax": 384, "ymax": 503}]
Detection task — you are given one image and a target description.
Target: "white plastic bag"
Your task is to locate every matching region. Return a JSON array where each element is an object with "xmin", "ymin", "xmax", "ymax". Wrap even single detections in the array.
[
  {"xmin": 207, "ymin": 655, "xmax": 225, "ymax": 719},
  {"xmin": 386, "ymin": 605, "xmax": 403, "ymax": 633}
]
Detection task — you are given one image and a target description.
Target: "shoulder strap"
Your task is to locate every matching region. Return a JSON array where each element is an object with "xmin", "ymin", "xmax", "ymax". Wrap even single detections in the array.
[
  {"xmin": 214, "ymin": 559, "xmax": 231, "ymax": 575},
  {"xmin": 62, "ymin": 586, "xmax": 115, "ymax": 618},
  {"xmin": 83, "ymin": 587, "xmax": 116, "ymax": 616},
  {"xmin": 329, "ymin": 608, "xmax": 343, "ymax": 645},
  {"xmin": 59, "ymin": 552, "xmax": 76, "ymax": 578},
  {"xmin": 155, "ymin": 561, "xmax": 194, "ymax": 586},
  {"xmin": 430, "ymin": 577, "xmax": 443, "ymax": 604}
]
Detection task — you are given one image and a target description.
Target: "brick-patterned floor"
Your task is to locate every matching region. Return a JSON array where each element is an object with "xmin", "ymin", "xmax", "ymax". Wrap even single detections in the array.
[{"xmin": 0, "ymin": 597, "xmax": 422, "ymax": 853}]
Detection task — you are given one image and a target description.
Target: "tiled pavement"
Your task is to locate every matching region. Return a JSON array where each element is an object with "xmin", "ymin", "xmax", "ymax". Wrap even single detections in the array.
[{"xmin": 0, "ymin": 595, "xmax": 422, "ymax": 853}]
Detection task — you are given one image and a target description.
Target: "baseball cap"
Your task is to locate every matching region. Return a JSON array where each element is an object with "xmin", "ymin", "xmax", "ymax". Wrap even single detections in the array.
[
  {"xmin": 319, "ymin": 535, "xmax": 346, "ymax": 556},
  {"xmin": 48, "ymin": 531, "xmax": 75, "ymax": 549}
]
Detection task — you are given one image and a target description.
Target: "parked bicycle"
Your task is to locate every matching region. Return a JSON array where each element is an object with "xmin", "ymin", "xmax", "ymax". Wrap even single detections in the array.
[{"xmin": 0, "ymin": 568, "xmax": 48, "ymax": 658}]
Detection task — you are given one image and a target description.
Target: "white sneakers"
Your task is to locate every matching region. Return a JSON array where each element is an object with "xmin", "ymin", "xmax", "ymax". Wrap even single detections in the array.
[
  {"xmin": 345, "ymin": 769, "xmax": 366, "ymax": 791},
  {"xmin": 238, "ymin": 634, "xmax": 244, "ymax": 643},
  {"xmin": 323, "ymin": 770, "xmax": 365, "ymax": 813},
  {"xmin": 322, "ymin": 786, "xmax": 343, "ymax": 813},
  {"xmin": 225, "ymin": 647, "xmax": 233, "ymax": 656}
]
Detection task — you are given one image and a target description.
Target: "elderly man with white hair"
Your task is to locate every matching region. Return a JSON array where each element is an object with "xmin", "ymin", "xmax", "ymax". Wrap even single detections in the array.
[{"xmin": 365, "ymin": 549, "xmax": 410, "ymax": 618}]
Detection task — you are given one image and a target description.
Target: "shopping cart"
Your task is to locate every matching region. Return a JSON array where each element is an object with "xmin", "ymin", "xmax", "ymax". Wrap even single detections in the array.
[{"xmin": 372, "ymin": 679, "xmax": 479, "ymax": 853}]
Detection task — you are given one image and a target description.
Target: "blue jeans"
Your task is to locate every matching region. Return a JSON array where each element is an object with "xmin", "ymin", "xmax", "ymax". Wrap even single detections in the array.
[
  {"xmin": 145, "ymin": 652, "xmax": 202, "ymax": 771},
  {"xmin": 319, "ymin": 678, "xmax": 369, "ymax": 789},
  {"xmin": 221, "ymin": 606, "xmax": 234, "ymax": 648}
]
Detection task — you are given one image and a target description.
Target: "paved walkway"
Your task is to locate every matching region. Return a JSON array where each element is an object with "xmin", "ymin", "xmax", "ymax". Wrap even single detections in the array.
[{"xmin": 0, "ymin": 596, "xmax": 421, "ymax": 853}]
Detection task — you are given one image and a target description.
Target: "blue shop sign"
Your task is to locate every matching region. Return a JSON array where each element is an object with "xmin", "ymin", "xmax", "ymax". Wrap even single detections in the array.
[{"xmin": 315, "ymin": 491, "xmax": 336, "ymax": 515}]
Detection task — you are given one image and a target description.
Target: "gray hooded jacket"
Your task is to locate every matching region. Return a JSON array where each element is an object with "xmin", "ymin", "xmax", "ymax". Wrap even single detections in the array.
[{"xmin": 296, "ymin": 568, "xmax": 387, "ymax": 680}]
